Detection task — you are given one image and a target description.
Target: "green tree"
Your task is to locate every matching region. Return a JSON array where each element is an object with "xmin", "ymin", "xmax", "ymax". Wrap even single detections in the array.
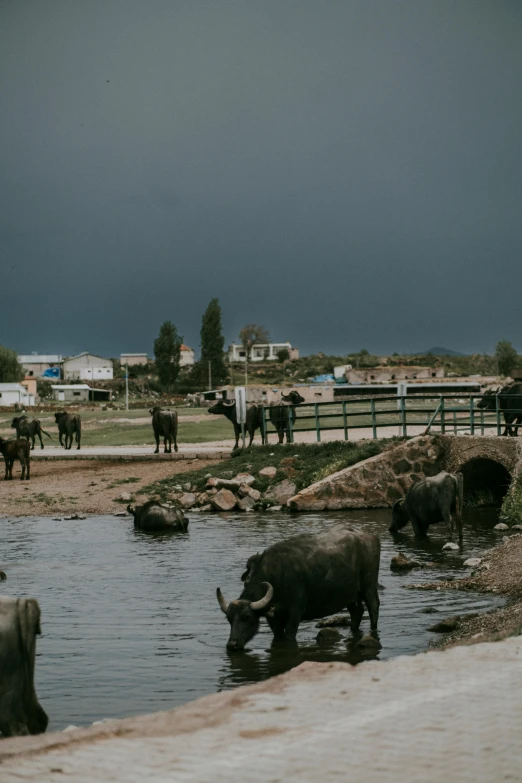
[
  {"xmin": 200, "ymin": 298, "xmax": 227, "ymax": 388},
  {"xmin": 495, "ymin": 340, "xmax": 519, "ymax": 377},
  {"xmin": 239, "ymin": 324, "xmax": 270, "ymax": 359},
  {"xmin": 276, "ymin": 347, "xmax": 290, "ymax": 363},
  {"xmin": 0, "ymin": 345, "xmax": 24, "ymax": 382},
  {"xmin": 154, "ymin": 321, "xmax": 183, "ymax": 391}
]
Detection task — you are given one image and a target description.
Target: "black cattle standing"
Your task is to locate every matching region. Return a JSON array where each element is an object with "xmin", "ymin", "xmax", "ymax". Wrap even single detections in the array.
[
  {"xmin": 389, "ymin": 471, "xmax": 464, "ymax": 540},
  {"xmin": 477, "ymin": 383, "xmax": 522, "ymax": 436},
  {"xmin": 0, "ymin": 437, "xmax": 31, "ymax": 480},
  {"xmin": 11, "ymin": 416, "xmax": 53, "ymax": 450},
  {"xmin": 208, "ymin": 399, "xmax": 262, "ymax": 449},
  {"xmin": 150, "ymin": 407, "xmax": 178, "ymax": 453},
  {"xmin": 217, "ymin": 526, "xmax": 380, "ymax": 650},
  {"xmin": 268, "ymin": 390, "xmax": 305, "ymax": 444},
  {"xmin": 54, "ymin": 412, "xmax": 81, "ymax": 450}
]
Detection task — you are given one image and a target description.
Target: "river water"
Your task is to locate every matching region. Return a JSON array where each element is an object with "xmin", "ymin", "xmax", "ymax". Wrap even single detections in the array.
[{"xmin": 0, "ymin": 508, "xmax": 504, "ymax": 731}]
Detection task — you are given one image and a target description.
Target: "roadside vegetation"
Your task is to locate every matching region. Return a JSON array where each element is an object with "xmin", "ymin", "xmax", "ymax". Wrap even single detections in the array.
[{"xmin": 141, "ymin": 439, "xmax": 402, "ymax": 501}]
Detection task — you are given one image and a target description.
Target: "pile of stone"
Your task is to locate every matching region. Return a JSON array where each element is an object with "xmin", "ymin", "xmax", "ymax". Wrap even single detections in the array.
[{"xmin": 166, "ymin": 467, "xmax": 297, "ymax": 513}]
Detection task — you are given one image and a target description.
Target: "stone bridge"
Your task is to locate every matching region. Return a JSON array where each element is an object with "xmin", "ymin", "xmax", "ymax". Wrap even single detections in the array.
[{"xmin": 288, "ymin": 435, "xmax": 522, "ymax": 515}]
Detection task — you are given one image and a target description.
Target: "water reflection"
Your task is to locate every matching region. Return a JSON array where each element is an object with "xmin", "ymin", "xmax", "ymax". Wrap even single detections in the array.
[{"xmin": 0, "ymin": 507, "xmax": 505, "ymax": 730}]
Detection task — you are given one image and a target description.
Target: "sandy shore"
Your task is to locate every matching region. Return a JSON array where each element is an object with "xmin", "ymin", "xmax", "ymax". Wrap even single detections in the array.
[{"xmin": 0, "ymin": 459, "xmax": 215, "ymax": 517}]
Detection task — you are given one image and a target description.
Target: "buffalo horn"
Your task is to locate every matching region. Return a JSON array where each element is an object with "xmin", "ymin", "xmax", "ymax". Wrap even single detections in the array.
[
  {"xmin": 223, "ymin": 400, "xmax": 236, "ymax": 407},
  {"xmin": 250, "ymin": 582, "xmax": 274, "ymax": 611},
  {"xmin": 216, "ymin": 588, "xmax": 229, "ymax": 613},
  {"xmin": 392, "ymin": 498, "xmax": 404, "ymax": 510}
]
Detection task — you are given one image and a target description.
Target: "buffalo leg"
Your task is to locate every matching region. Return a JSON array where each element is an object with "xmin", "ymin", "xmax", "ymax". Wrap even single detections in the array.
[
  {"xmin": 31, "ymin": 435, "xmax": 35, "ymax": 450},
  {"xmin": 7, "ymin": 458, "xmax": 14, "ymax": 479},
  {"xmin": 233, "ymin": 425, "xmax": 240, "ymax": 450},
  {"xmin": 154, "ymin": 431, "xmax": 159, "ymax": 454},
  {"xmin": 348, "ymin": 600, "xmax": 364, "ymax": 632},
  {"xmin": 363, "ymin": 589, "xmax": 380, "ymax": 631},
  {"xmin": 283, "ymin": 610, "xmax": 302, "ymax": 640},
  {"xmin": 3, "ymin": 458, "xmax": 8, "ymax": 480},
  {"xmin": 76, "ymin": 430, "xmax": 81, "ymax": 450},
  {"xmin": 266, "ymin": 609, "xmax": 287, "ymax": 639},
  {"xmin": 174, "ymin": 432, "xmax": 178, "ymax": 452},
  {"xmin": 25, "ymin": 457, "xmax": 30, "ymax": 480},
  {"xmin": 20, "ymin": 458, "xmax": 26, "ymax": 480}
]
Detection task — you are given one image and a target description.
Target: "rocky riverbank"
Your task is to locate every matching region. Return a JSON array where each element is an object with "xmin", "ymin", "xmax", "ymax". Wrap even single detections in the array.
[{"xmin": 408, "ymin": 533, "xmax": 522, "ymax": 648}]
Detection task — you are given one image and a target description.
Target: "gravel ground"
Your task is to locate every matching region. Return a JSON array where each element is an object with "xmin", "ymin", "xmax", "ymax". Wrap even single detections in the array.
[
  {"xmin": 0, "ymin": 459, "xmax": 215, "ymax": 517},
  {"xmin": 408, "ymin": 533, "xmax": 522, "ymax": 648}
]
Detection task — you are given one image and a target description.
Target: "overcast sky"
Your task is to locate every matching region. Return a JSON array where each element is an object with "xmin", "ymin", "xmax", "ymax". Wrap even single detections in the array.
[{"xmin": 1, "ymin": 0, "xmax": 521, "ymax": 359}]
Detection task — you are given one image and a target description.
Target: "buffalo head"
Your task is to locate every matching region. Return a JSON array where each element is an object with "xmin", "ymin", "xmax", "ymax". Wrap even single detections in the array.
[
  {"xmin": 208, "ymin": 399, "xmax": 236, "ymax": 416},
  {"xmin": 281, "ymin": 390, "xmax": 305, "ymax": 405},
  {"xmin": 11, "ymin": 416, "xmax": 27, "ymax": 428},
  {"xmin": 216, "ymin": 582, "xmax": 274, "ymax": 651},
  {"xmin": 476, "ymin": 388, "xmax": 500, "ymax": 412},
  {"xmin": 389, "ymin": 499, "xmax": 409, "ymax": 533}
]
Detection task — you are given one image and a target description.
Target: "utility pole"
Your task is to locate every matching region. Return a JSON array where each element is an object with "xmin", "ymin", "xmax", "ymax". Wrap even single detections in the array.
[
  {"xmin": 125, "ymin": 362, "xmax": 129, "ymax": 411},
  {"xmin": 208, "ymin": 360, "xmax": 212, "ymax": 391}
]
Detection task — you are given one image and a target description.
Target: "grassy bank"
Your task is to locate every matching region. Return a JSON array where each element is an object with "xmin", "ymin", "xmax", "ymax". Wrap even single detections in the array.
[{"xmin": 142, "ymin": 439, "xmax": 401, "ymax": 502}]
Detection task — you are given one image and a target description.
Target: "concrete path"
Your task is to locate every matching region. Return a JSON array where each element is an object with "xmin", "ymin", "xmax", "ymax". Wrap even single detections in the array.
[
  {"xmin": 1, "ymin": 636, "xmax": 521, "ymax": 781},
  {"xmin": 31, "ymin": 424, "xmax": 431, "ymax": 459}
]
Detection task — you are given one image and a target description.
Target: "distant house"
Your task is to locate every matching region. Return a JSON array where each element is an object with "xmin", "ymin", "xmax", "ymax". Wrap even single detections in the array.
[
  {"xmin": 0, "ymin": 383, "xmax": 36, "ymax": 407},
  {"xmin": 228, "ymin": 342, "xmax": 299, "ymax": 363},
  {"xmin": 18, "ymin": 353, "xmax": 63, "ymax": 378},
  {"xmin": 345, "ymin": 366, "xmax": 444, "ymax": 384},
  {"xmin": 63, "ymin": 352, "xmax": 113, "ymax": 381},
  {"xmin": 180, "ymin": 345, "xmax": 195, "ymax": 366},
  {"xmin": 51, "ymin": 384, "xmax": 111, "ymax": 403},
  {"xmin": 120, "ymin": 353, "xmax": 149, "ymax": 367}
]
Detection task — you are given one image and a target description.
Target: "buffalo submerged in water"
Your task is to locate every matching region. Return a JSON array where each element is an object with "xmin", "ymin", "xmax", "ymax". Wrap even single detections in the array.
[{"xmin": 217, "ymin": 525, "xmax": 380, "ymax": 650}]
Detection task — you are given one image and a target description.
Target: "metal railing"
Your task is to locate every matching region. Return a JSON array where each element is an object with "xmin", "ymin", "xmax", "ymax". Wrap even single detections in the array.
[{"xmin": 259, "ymin": 394, "xmax": 522, "ymax": 443}]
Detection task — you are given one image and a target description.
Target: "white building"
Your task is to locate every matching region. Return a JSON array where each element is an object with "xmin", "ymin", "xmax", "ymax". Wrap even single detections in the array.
[
  {"xmin": 63, "ymin": 352, "xmax": 113, "ymax": 381},
  {"xmin": 180, "ymin": 345, "xmax": 195, "ymax": 366},
  {"xmin": 120, "ymin": 353, "xmax": 149, "ymax": 367},
  {"xmin": 51, "ymin": 385, "xmax": 111, "ymax": 402},
  {"xmin": 0, "ymin": 383, "xmax": 36, "ymax": 406},
  {"xmin": 228, "ymin": 342, "xmax": 299, "ymax": 363},
  {"xmin": 18, "ymin": 354, "xmax": 63, "ymax": 378}
]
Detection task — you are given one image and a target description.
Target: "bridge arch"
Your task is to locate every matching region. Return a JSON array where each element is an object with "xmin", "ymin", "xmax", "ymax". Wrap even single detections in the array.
[{"xmin": 458, "ymin": 457, "xmax": 511, "ymax": 505}]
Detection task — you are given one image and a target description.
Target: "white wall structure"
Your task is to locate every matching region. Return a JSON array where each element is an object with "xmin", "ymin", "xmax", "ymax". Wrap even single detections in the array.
[
  {"xmin": 120, "ymin": 353, "xmax": 149, "ymax": 366},
  {"xmin": 228, "ymin": 342, "xmax": 299, "ymax": 362},
  {"xmin": 180, "ymin": 345, "xmax": 195, "ymax": 366},
  {"xmin": 0, "ymin": 383, "xmax": 35, "ymax": 406},
  {"xmin": 63, "ymin": 352, "xmax": 113, "ymax": 381}
]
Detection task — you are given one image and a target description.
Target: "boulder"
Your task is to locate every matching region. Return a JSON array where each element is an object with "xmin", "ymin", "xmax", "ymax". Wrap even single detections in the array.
[
  {"xmin": 390, "ymin": 553, "xmax": 422, "ymax": 571},
  {"xmin": 357, "ymin": 634, "xmax": 382, "ymax": 650},
  {"xmin": 259, "ymin": 466, "xmax": 277, "ymax": 479},
  {"xmin": 206, "ymin": 477, "xmax": 241, "ymax": 491},
  {"xmin": 463, "ymin": 557, "xmax": 482, "ymax": 568},
  {"xmin": 248, "ymin": 488, "xmax": 261, "ymax": 502},
  {"xmin": 238, "ymin": 496, "xmax": 256, "ymax": 512},
  {"xmin": 238, "ymin": 484, "xmax": 252, "ymax": 498},
  {"xmin": 211, "ymin": 489, "xmax": 238, "ymax": 512},
  {"xmin": 494, "ymin": 523, "xmax": 509, "ymax": 531},
  {"xmin": 512, "ymin": 524, "xmax": 522, "ymax": 530},
  {"xmin": 316, "ymin": 628, "xmax": 342, "ymax": 643},
  {"xmin": 183, "ymin": 482, "xmax": 192, "ymax": 492},
  {"xmin": 428, "ymin": 616, "xmax": 460, "ymax": 633},
  {"xmin": 264, "ymin": 479, "xmax": 297, "ymax": 506},
  {"xmin": 316, "ymin": 615, "xmax": 350, "ymax": 628},
  {"xmin": 200, "ymin": 504, "xmax": 213, "ymax": 512},
  {"xmin": 179, "ymin": 493, "xmax": 197, "ymax": 509},
  {"xmin": 120, "ymin": 492, "xmax": 132, "ymax": 502},
  {"xmin": 233, "ymin": 473, "xmax": 256, "ymax": 486},
  {"xmin": 442, "ymin": 542, "xmax": 460, "ymax": 551},
  {"xmin": 267, "ymin": 505, "xmax": 283, "ymax": 512}
]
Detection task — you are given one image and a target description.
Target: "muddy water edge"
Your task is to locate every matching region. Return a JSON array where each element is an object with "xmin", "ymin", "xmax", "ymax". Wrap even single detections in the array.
[{"xmin": 0, "ymin": 507, "xmax": 506, "ymax": 731}]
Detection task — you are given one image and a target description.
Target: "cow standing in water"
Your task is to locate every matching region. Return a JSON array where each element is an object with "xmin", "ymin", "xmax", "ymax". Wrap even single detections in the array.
[
  {"xmin": 217, "ymin": 526, "xmax": 380, "ymax": 650},
  {"xmin": 389, "ymin": 471, "xmax": 464, "ymax": 541},
  {"xmin": 0, "ymin": 596, "xmax": 48, "ymax": 737}
]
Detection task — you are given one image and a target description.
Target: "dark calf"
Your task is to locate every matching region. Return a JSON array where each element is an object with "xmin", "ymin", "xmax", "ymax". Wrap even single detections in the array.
[{"xmin": 0, "ymin": 438, "xmax": 31, "ymax": 480}]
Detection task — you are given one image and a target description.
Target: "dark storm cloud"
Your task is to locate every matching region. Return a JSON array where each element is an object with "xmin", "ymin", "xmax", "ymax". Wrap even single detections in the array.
[{"xmin": 1, "ymin": 0, "xmax": 521, "ymax": 358}]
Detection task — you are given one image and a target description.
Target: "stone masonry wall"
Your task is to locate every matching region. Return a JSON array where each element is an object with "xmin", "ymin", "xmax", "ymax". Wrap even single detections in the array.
[{"xmin": 288, "ymin": 436, "xmax": 444, "ymax": 511}]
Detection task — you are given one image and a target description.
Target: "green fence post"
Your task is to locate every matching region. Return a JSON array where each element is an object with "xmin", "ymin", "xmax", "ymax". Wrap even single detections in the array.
[
  {"xmin": 440, "ymin": 397, "xmax": 446, "ymax": 434},
  {"xmin": 342, "ymin": 401, "xmax": 348, "ymax": 441},
  {"xmin": 314, "ymin": 403, "xmax": 321, "ymax": 442},
  {"xmin": 401, "ymin": 395, "xmax": 407, "ymax": 437},
  {"xmin": 470, "ymin": 396, "xmax": 475, "ymax": 435},
  {"xmin": 371, "ymin": 398, "xmax": 377, "ymax": 439},
  {"xmin": 495, "ymin": 394, "xmax": 501, "ymax": 436},
  {"xmin": 453, "ymin": 409, "xmax": 457, "ymax": 434},
  {"xmin": 288, "ymin": 407, "xmax": 294, "ymax": 444}
]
